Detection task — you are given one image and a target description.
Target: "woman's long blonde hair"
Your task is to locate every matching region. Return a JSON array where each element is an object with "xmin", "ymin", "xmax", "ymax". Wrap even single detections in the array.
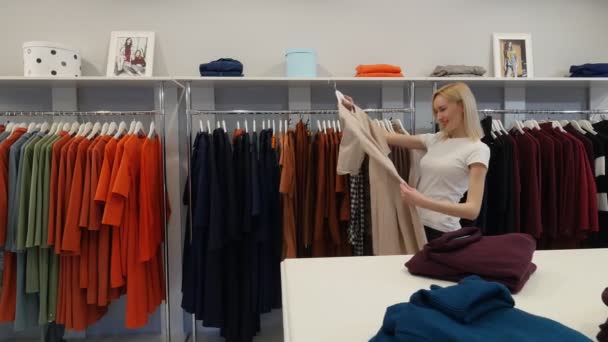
[{"xmin": 432, "ymin": 82, "xmax": 483, "ymax": 140}]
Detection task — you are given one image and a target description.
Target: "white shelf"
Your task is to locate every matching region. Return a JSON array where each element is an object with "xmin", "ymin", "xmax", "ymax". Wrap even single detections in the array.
[
  {"xmin": 0, "ymin": 76, "xmax": 606, "ymax": 88},
  {"xmin": 0, "ymin": 76, "xmax": 176, "ymax": 88}
]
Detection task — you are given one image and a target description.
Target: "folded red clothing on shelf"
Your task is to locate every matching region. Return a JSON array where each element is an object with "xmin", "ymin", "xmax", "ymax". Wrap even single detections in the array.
[
  {"xmin": 405, "ymin": 227, "xmax": 537, "ymax": 293},
  {"xmin": 355, "ymin": 72, "xmax": 404, "ymax": 77},
  {"xmin": 356, "ymin": 64, "xmax": 402, "ymax": 74}
]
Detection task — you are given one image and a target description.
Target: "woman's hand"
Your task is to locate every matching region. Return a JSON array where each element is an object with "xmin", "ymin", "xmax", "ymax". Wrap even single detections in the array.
[
  {"xmin": 341, "ymin": 95, "xmax": 355, "ymax": 111},
  {"xmin": 400, "ymin": 182, "xmax": 428, "ymax": 207}
]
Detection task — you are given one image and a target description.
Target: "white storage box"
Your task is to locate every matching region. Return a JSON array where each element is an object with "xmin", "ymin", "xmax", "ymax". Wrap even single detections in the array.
[{"xmin": 22, "ymin": 41, "xmax": 82, "ymax": 77}]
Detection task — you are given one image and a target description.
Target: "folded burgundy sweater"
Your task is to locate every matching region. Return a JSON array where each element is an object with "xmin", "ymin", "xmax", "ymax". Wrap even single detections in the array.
[{"xmin": 405, "ymin": 227, "xmax": 537, "ymax": 293}]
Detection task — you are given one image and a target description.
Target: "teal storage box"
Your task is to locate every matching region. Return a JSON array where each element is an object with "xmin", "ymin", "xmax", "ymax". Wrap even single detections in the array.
[{"xmin": 285, "ymin": 49, "xmax": 317, "ymax": 77}]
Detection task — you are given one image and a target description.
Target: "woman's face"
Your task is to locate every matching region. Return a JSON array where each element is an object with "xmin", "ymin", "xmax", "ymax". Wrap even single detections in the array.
[
  {"xmin": 126, "ymin": 38, "xmax": 132, "ymax": 45},
  {"xmin": 135, "ymin": 51, "xmax": 141, "ymax": 57},
  {"xmin": 433, "ymin": 94, "xmax": 464, "ymax": 135}
]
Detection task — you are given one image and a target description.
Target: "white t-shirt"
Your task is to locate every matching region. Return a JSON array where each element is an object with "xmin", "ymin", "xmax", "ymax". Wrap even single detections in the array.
[{"xmin": 416, "ymin": 133, "xmax": 490, "ymax": 232}]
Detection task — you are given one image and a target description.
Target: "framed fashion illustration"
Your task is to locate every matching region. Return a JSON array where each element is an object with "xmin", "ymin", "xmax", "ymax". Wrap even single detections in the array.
[
  {"xmin": 493, "ymin": 33, "xmax": 533, "ymax": 78},
  {"xmin": 106, "ymin": 31, "xmax": 155, "ymax": 77}
]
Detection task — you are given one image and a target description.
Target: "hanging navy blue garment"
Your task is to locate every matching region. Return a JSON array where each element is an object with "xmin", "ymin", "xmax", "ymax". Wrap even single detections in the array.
[{"xmin": 181, "ymin": 132, "xmax": 203, "ymax": 315}]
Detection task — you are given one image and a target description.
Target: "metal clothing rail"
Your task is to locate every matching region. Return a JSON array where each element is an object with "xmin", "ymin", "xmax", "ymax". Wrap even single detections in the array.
[
  {"xmin": 187, "ymin": 108, "xmax": 413, "ymax": 115},
  {"xmin": 0, "ymin": 110, "xmax": 160, "ymax": 116},
  {"xmin": 478, "ymin": 109, "xmax": 608, "ymax": 115}
]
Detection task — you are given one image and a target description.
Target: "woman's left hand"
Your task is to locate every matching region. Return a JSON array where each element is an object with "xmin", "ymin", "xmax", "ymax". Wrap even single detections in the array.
[{"xmin": 400, "ymin": 182, "xmax": 427, "ymax": 207}]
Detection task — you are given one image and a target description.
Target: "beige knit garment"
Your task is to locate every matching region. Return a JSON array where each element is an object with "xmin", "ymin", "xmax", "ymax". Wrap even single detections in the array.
[{"xmin": 336, "ymin": 101, "xmax": 426, "ymax": 255}]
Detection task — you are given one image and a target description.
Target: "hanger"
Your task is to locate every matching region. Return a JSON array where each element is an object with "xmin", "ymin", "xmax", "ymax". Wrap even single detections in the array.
[
  {"xmin": 551, "ymin": 120, "xmax": 567, "ymax": 133},
  {"xmin": 69, "ymin": 122, "xmax": 80, "ymax": 135},
  {"xmin": 39, "ymin": 122, "xmax": 49, "ymax": 133},
  {"xmin": 317, "ymin": 120, "xmax": 322, "ymax": 132},
  {"xmin": 207, "ymin": 120, "xmax": 211, "ymax": 133},
  {"xmin": 279, "ymin": 120, "xmax": 283, "ymax": 134},
  {"xmin": 510, "ymin": 120, "xmax": 525, "ymax": 135},
  {"xmin": 82, "ymin": 122, "xmax": 93, "ymax": 137},
  {"xmin": 26, "ymin": 122, "xmax": 36, "ymax": 133},
  {"xmin": 569, "ymin": 120, "xmax": 587, "ymax": 134},
  {"xmin": 396, "ymin": 118, "xmax": 406, "ymax": 133},
  {"xmin": 100, "ymin": 122, "xmax": 109, "ymax": 136},
  {"xmin": 253, "ymin": 120, "xmax": 256, "ymax": 133},
  {"xmin": 559, "ymin": 120, "xmax": 569, "ymax": 127},
  {"xmin": 136, "ymin": 121, "xmax": 145, "ymax": 135},
  {"xmin": 86, "ymin": 122, "xmax": 101, "ymax": 140},
  {"xmin": 222, "ymin": 120, "xmax": 227, "ymax": 132},
  {"xmin": 245, "ymin": 120, "xmax": 249, "ymax": 133},
  {"xmin": 114, "ymin": 121, "xmax": 127, "ymax": 139},
  {"xmin": 127, "ymin": 120, "xmax": 137, "ymax": 135},
  {"xmin": 262, "ymin": 120, "xmax": 266, "ymax": 130},
  {"xmin": 199, "ymin": 120, "xmax": 204, "ymax": 132},
  {"xmin": 272, "ymin": 120, "xmax": 275, "ymax": 134},
  {"xmin": 579, "ymin": 120, "xmax": 597, "ymax": 135},
  {"xmin": 237, "ymin": 121, "xmax": 241, "ymax": 130},
  {"xmin": 148, "ymin": 121, "xmax": 156, "ymax": 139},
  {"xmin": 5, "ymin": 122, "xmax": 14, "ymax": 132},
  {"xmin": 47, "ymin": 122, "xmax": 58, "ymax": 135},
  {"xmin": 107, "ymin": 122, "xmax": 117, "ymax": 136},
  {"xmin": 284, "ymin": 119, "xmax": 288, "ymax": 132},
  {"xmin": 337, "ymin": 119, "xmax": 342, "ymax": 133}
]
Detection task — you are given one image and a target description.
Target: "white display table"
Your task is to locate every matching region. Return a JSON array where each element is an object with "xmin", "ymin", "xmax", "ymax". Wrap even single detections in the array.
[{"xmin": 281, "ymin": 249, "xmax": 608, "ymax": 341}]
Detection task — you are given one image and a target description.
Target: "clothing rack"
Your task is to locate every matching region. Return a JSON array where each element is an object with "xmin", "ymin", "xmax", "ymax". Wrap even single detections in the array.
[
  {"xmin": 0, "ymin": 104, "xmax": 170, "ymax": 341},
  {"xmin": 478, "ymin": 109, "xmax": 608, "ymax": 115},
  {"xmin": 187, "ymin": 108, "xmax": 413, "ymax": 115},
  {"xmin": 183, "ymin": 82, "xmax": 416, "ymax": 342},
  {"xmin": 0, "ymin": 110, "xmax": 159, "ymax": 116}
]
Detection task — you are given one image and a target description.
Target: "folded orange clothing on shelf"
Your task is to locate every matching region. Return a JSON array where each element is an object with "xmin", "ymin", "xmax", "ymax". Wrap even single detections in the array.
[
  {"xmin": 356, "ymin": 72, "xmax": 404, "ymax": 77},
  {"xmin": 356, "ymin": 64, "xmax": 402, "ymax": 74}
]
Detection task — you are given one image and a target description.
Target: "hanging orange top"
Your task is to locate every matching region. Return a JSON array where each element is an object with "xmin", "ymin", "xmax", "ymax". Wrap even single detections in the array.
[
  {"xmin": 0, "ymin": 128, "xmax": 27, "ymax": 246},
  {"xmin": 109, "ymin": 135, "xmax": 150, "ymax": 328}
]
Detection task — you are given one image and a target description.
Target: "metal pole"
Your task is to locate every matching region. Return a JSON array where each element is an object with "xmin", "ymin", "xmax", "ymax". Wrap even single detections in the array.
[
  {"xmin": 184, "ymin": 82, "xmax": 197, "ymax": 342},
  {"xmin": 409, "ymin": 81, "xmax": 416, "ymax": 134},
  {"xmin": 431, "ymin": 82, "xmax": 438, "ymax": 133},
  {"xmin": 159, "ymin": 81, "xmax": 171, "ymax": 342}
]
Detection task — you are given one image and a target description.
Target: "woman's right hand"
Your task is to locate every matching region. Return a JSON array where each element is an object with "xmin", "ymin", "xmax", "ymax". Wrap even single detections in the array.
[{"xmin": 341, "ymin": 95, "xmax": 355, "ymax": 111}]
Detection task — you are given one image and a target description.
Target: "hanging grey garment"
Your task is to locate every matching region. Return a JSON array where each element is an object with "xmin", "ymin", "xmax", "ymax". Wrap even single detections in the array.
[
  {"xmin": 430, "ymin": 65, "xmax": 486, "ymax": 77},
  {"xmin": 0, "ymin": 131, "xmax": 10, "ymax": 143},
  {"xmin": 337, "ymin": 101, "xmax": 426, "ymax": 255},
  {"xmin": 14, "ymin": 251, "xmax": 40, "ymax": 331},
  {"xmin": 348, "ymin": 173, "xmax": 365, "ymax": 256},
  {"xmin": 6, "ymin": 132, "xmax": 35, "ymax": 252}
]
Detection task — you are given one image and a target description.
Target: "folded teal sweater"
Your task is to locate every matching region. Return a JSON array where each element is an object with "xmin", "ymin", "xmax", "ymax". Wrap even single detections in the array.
[{"xmin": 370, "ymin": 276, "xmax": 591, "ymax": 342}]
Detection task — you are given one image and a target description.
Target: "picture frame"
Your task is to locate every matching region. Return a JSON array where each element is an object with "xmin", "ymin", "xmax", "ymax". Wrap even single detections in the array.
[
  {"xmin": 106, "ymin": 31, "xmax": 155, "ymax": 77},
  {"xmin": 493, "ymin": 33, "xmax": 533, "ymax": 78}
]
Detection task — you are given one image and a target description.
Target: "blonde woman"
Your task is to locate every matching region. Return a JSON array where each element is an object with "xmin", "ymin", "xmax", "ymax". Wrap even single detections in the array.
[{"xmin": 384, "ymin": 82, "xmax": 490, "ymax": 241}]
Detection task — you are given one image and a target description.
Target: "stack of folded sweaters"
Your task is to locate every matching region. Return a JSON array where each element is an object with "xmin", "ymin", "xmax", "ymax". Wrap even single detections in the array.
[
  {"xmin": 199, "ymin": 58, "xmax": 244, "ymax": 77},
  {"xmin": 570, "ymin": 63, "xmax": 608, "ymax": 77},
  {"xmin": 370, "ymin": 276, "xmax": 591, "ymax": 342},
  {"xmin": 355, "ymin": 64, "xmax": 403, "ymax": 77},
  {"xmin": 599, "ymin": 287, "xmax": 608, "ymax": 342},
  {"xmin": 405, "ymin": 227, "xmax": 537, "ymax": 293},
  {"xmin": 430, "ymin": 64, "xmax": 486, "ymax": 77}
]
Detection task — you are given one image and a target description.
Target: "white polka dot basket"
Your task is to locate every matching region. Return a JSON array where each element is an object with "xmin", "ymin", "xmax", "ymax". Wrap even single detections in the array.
[{"xmin": 22, "ymin": 41, "xmax": 82, "ymax": 77}]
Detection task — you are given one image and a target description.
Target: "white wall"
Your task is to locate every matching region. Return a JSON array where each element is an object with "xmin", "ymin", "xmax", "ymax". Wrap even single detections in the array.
[{"xmin": 1, "ymin": 0, "xmax": 607, "ymax": 77}]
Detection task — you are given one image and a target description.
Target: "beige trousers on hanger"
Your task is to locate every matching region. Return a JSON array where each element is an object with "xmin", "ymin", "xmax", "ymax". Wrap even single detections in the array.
[{"xmin": 336, "ymin": 102, "xmax": 426, "ymax": 255}]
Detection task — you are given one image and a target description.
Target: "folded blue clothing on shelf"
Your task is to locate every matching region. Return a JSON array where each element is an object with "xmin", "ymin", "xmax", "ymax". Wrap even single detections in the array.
[
  {"xmin": 370, "ymin": 276, "xmax": 591, "ymax": 342},
  {"xmin": 570, "ymin": 63, "xmax": 608, "ymax": 77},
  {"xmin": 200, "ymin": 71, "xmax": 243, "ymax": 77},
  {"xmin": 199, "ymin": 58, "xmax": 244, "ymax": 74}
]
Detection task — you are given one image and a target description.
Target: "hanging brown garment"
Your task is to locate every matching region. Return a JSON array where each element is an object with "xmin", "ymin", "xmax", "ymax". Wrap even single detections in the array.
[
  {"xmin": 294, "ymin": 121, "xmax": 310, "ymax": 257},
  {"xmin": 337, "ymin": 101, "xmax": 426, "ymax": 255},
  {"xmin": 279, "ymin": 131, "xmax": 297, "ymax": 259}
]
